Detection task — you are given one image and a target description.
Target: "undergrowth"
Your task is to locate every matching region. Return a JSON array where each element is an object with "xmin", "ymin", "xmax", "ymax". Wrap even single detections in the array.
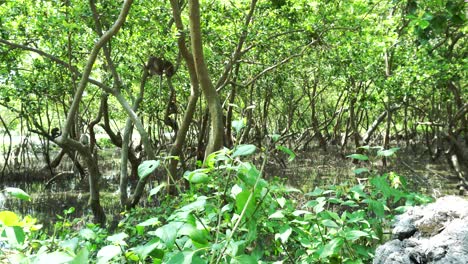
[{"xmin": 0, "ymin": 145, "xmax": 433, "ymax": 263}]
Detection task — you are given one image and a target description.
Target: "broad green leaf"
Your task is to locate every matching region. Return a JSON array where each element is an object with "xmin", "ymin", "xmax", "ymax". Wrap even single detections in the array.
[
  {"xmin": 237, "ymin": 162, "xmax": 260, "ymax": 186},
  {"xmin": 107, "ymin": 232, "xmax": 128, "ymax": 244},
  {"xmin": 346, "ymin": 154, "xmax": 369, "ymax": 161},
  {"xmin": 232, "ymin": 254, "xmax": 257, "ymax": 264},
  {"xmin": 97, "ymin": 245, "xmax": 121, "ymax": 264},
  {"xmin": 177, "ymin": 196, "xmax": 207, "ymax": 213},
  {"xmin": 419, "ymin": 20, "xmax": 430, "ymax": 29},
  {"xmin": 64, "ymin": 207, "xmax": 75, "ymax": 215},
  {"xmin": 276, "ymin": 197, "xmax": 286, "ymax": 208},
  {"xmin": 269, "ymin": 134, "xmax": 281, "ymax": 142},
  {"xmin": 313, "ymin": 197, "xmax": 326, "ymax": 213},
  {"xmin": 4, "ymin": 187, "xmax": 30, "ymax": 201},
  {"xmin": 306, "ymin": 187, "xmax": 324, "ymax": 196},
  {"xmin": 276, "ymin": 145, "xmax": 296, "ymax": 161},
  {"xmin": 204, "ymin": 149, "xmax": 226, "ymax": 168},
  {"xmin": 184, "ymin": 171, "xmax": 210, "ymax": 184},
  {"xmin": 268, "ymin": 210, "xmax": 285, "ymax": 219},
  {"xmin": 148, "ymin": 183, "xmax": 166, "ymax": 200},
  {"xmin": 235, "ymin": 190, "xmax": 255, "ymax": 217},
  {"xmin": 377, "ymin": 147, "xmax": 400, "ymax": 157},
  {"xmin": 366, "ymin": 199, "xmax": 385, "ymax": 218},
  {"xmin": 166, "ymin": 251, "xmax": 198, "ymax": 264},
  {"xmin": 292, "ymin": 210, "xmax": 312, "ymax": 216},
  {"xmin": 70, "ymin": 248, "xmax": 89, "ymax": 264},
  {"xmin": 232, "ymin": 144, "xmax": 256, "ymax": 158},
  {"xmin": 3, "ymin": 226, "xmax": 25, "ymax": 245},
  {"xmin": 321, "ymin": 219, "xmax": 339, "ymax": 229},
  {"xmin": 35, "ymin": 252, "xmax": 74, "ymax": 264},
  {"xmin": 320, "ymin": 238, "xmax": 344, "ymax": 259},
  {"xmin": 0, "ymin": 211, "xmax": 20, "ymax": 226},
  {"xmin": 189, "ymin": 228, "xmax": 210, "ymax": 245},
  {"xmin": 344, "ymin": 230, "xmax": 369, "ymax": 241},
  {"xmin": 152, "ymin": 222, "xmax": 183, "ymax": 248},
  {"xmin": 353, "ymin": 168, "xmax": 369, "ymax": 175},
  {"xmin": 133, "ymin": 238, "xmax": 164, "ymax": 260},
  {"xmin": 59, "ymin": 237, "xmax": 79, "ymax": 252},
  {"xmin": 370, "ymin": 176, "xmax": 393, "ymax": 198},
  {"xmin": 137, "ymin": 217, "xmax": 160, "ymax": 227},
  {"xmin": 138, "ymin": 160, "xmax": 160, "ymax": 179},
  {"xmin": 79, "ymin": 228, "xmax": 96, "ymax": 240},
  {"xmin": 275, "ymin": 225, "xmax": 292, "ymax": 243},
  {"xmin": 232, "ymin": 119, "xmax": 246, "ymax": 134}
]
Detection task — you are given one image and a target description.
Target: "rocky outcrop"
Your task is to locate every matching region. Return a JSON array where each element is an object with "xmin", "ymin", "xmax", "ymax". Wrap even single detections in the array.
[{"xmin": 373, "ymin": 196, "xmax": 468, "ymax": 264}]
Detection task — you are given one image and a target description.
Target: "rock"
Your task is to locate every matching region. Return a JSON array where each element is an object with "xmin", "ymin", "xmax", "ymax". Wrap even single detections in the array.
[{"xmin": 374, "ymin": 196, "xmax": 468, "ymax": 264}]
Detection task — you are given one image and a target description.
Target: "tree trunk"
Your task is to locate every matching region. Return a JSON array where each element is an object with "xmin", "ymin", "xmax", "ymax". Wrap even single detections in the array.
[{"xmin": 188, "ymin": 0, "xmax": 224, "ymax": 157}]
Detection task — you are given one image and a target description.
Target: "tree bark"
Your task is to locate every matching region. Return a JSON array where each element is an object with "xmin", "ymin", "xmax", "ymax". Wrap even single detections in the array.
[{"xmin": 188, "ymin": 0, "xmax": 224, "ymax": 157}]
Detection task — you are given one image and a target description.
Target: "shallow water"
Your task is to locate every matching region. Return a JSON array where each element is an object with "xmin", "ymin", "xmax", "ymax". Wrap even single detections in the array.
[{"xmin": 0, "ymin": 145, "xmax": 464, "ymax": 228}]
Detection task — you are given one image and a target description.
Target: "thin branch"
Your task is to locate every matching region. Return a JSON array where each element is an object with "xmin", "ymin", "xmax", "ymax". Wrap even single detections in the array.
[
  {"xmin": 215, "ymin": 0, "xmax": 258, "ymax": 90},
  {"xmin": 242, "ymin": 39, "xmax": 319, "ymax": 87},
  {"xmin": 0, "ymin": 38, "xmax": 112, "ymax": 93},
  {"xmin": 60, "ymin": 0, "xmax": 133, "ymax": 140}
]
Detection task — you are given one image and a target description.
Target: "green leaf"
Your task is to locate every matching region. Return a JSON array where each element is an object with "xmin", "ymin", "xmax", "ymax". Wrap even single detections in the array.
[
  {"xmin": 4, "ymin": 187, "xmax": 30, "ymax": 201},
  {"xmin": 70, "ymin": 248, "xmax": 89, "ymax": 264},
  {"xmin": 79, "ymin": 228, "xmax": 96, "ymax": 240},
  {"xmin": 235, "ymin": 190, "xmax": 255, "ymax": 217},
  {"xmin": 133, "ymin": 238, "xmax": 164, "ymax": 260},
  {"xmin": 166, "ymin": 251, "xmax": 198, "ymax": 264},
  {"xmin": 0, "ymin": 211, "xmax": 20, "ymax": 226},
  {"xmin": 377, "ymin": 147, "xmax": 400, "ymax": 157},
  {"xmin": 321, "ymin": 219, "xmax": 339, "ymax": 229},
  {"xmin": 353, "ymin": 168, "xmax": 369, "ymax": 175},
  {"xmin": 107, "ymin": 232, "xmax": 128, "ymax": 245},
  {"xmin": 148, "ymin": 183, "xmax": 167, "ymax": 200},
  {"xmin": 237, "ymin": 162, "xmax": 260, "ymax": 187},
  {"xmin": 177, "ymin": 196, "xmax": 207, "ymax": 213},
  {"xmin": 269, "ymin": 134, "xmax": 281, "ymax": 142},
  {"xmin": 276, "ymin": 197, "xmax": 286, "ymax": 208},
  {"xmin": 59, "ymin": 237, "xmax": 79, "ymax": 252},
  {"xmin": 3, "ymin": 226, "xmax": 25, "ymax": 245},
  {"xmin": 313, "ymin": 197, "xmax": 326, "ymax": 213},
  {"xmin": 63, "ymin": 207, "xmax": 75, "ymax": 215},
  {"xmin": 232, "ymin": 254, "xmax": 257, "ymax": 264},
  {"xmin": 306, "ymin": 187, "xmax": 324, "ymax": 196},
  {"xmin": 137, "ymin": 217, "xmax": 160, "ymax": 227},
  {"xmin": 189, "ymin": 228, "xmax": 210, "ymax": 245},
  {"xmin": 232, "ymin": 119, "xmax": 246, "ymax": 134},
  {"xmin": 344, "ymin": 230, "xmax": 369, "ymax": 241},
  {"xmin": 320, "ymin": 238, "xmax": 344, "ymax": 259},
  {"xmin": 346, "ymin": 154, "xmax": 369, "ymax": 161},
  {"xmin": 35, "ymin": 252, "xmax": 74, "ymax": 264},
  {"xmin": 152, "ymin": 222, "xmax": 183, "ymax": 249},
  {"xmin": 366, "ymin": 199, "xmax": 385, "ymax": 218},
  {"xmin": 232, "ymin": 144, "xmax": 256, "ymax": 158},
  {"xmin": 292, "ymin": 210, "xmax": 312, "ymax": 216},
  {"xmin": 268, "ymin": 210, "xmax": 285, "ymax": 219},
  {"xmin": 276, "ymin": 145, "xmax": 296, "ymax": 161},
  {"xmin": 275, "ymin": 225, "xmax": 292, "ymax": 243},
  {"xmin": 97, "ymin": 245, "xmax": 121, "ymax": 264},
  {"xmin": 138, "ymin": 160, "xmax": 160, "ymax": 179},
  {"xmin": 418, "ymin": 20, "xmax": 430, "ymax": 29},
  {"xmin": 183, "ymin": 170, "xmax": 210, "ymax": 184}
]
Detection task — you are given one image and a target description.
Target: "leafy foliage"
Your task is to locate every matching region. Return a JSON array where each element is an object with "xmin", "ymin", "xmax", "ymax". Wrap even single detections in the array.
[{"xmin": 0, "ymin": 147, "xmax": 433, "ymax": 263}]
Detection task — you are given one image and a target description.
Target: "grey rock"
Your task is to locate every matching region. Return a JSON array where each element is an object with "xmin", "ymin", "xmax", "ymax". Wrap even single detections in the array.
[{"xmin": 374, "ymin": 196, "xmax": 468, "ymax": 264}]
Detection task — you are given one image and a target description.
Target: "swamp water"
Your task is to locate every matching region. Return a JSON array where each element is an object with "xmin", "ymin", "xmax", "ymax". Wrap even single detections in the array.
[{"xmin": 0, "ymin": 146, "xmax": 464, "ymax": 228}]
